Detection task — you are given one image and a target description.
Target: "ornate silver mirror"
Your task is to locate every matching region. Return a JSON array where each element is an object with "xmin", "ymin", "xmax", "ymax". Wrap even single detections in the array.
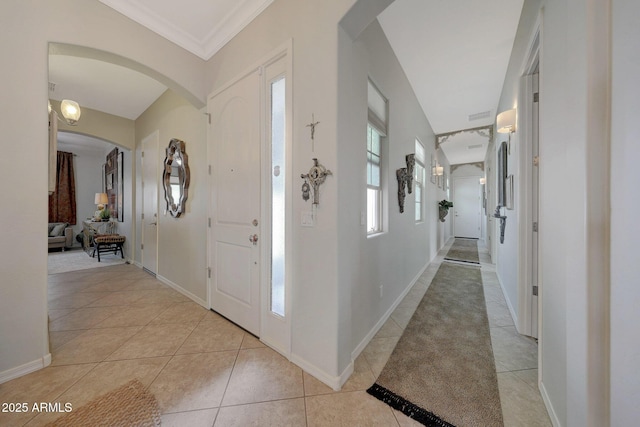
[{"xmin": 163, "ymin": 138, "xmax": 190, "ymax": 217}]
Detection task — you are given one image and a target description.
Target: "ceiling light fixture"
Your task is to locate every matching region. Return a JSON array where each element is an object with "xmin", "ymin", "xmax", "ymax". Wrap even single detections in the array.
[{"xmin": 60, "ymin": 99, "xmax": 82, "ymax": 125}]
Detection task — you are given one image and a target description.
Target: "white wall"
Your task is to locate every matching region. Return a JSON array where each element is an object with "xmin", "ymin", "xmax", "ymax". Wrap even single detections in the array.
[
  {"xmin": 0, "ymin": 0, "xmax": 205, "ymax": 381},
  {"xmin": 498, "ymin": 0, "xmax": 616, "ymax": 424},
  {"xmin": 135, "ymin": 90, "xmax": 208, "ymax": 304},
  {"xmin": 610, "ymin": 0, "xmax": 640, "ymax": 423},
  {"xmin": 337, "ymin": 19, "xmax": 438, "ymax": 367}
]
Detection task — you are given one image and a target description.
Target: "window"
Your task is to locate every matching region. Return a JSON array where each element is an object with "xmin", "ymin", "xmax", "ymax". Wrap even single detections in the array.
[
  {"xmin": 414, "ymin": 139, "xmax": 426, "ymax": 222},
  {"xmin": 367, "ymin": 125, "xmax": 382, "ymax": 233},
  {"xmin": 367, "ymin": 80, "xmax": 387, "ymax": 235}
]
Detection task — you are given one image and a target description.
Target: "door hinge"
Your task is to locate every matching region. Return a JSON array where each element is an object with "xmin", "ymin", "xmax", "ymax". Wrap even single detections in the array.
[
  {"xmin": 208, "ymin": 165, "xmax": 211, "ymax": 175},
  {"xmin": 141, "ymin": 213, "xmax": 144, "ymax": 220},
  {"xmin": 533, "ymin": 92, "xmax": 539, "ymax": 102},
  {"xmin": 208, "ymin": 218, "xmax": 211, "ymax": 227},
  {"xmin": 208, "ymin": 267, "xmax": 211, "ymax": 278},
  {"xmin": 141, "ymin": 151, "xmax": 144, "ymax": 158},
  {"xmin": 533, "ymin": 156, "xmax": 540, "ymax": 166},
  {"xmin": 203, "ymin": 112, "xmax": 211, "ymax": 124},
  {"xmin": 533, "ymin": 285, "xmax": 538, "ymax": 296},
  {"xmin": 533, "ymin": 222, "xmax": 538, "ymax": 232},
  {"xmin": 141, "ymin": 243, "xmax": 144, "ymax": 250}
]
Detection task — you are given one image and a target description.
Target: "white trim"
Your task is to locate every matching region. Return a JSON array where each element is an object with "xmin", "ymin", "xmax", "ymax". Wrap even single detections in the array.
[
  {"xmin": 516, "ymin": 11, "xmax": 541, "ymax": 339},
  {"xmin": 539, "ymin": 380, "xmax": 562, "ymax": 427},
  {"xmin": 290, "ymin": 353, "xmax": 352, "ymax": 392},
  {"xmin": 496, "ymin": 269, "xmax": 518, "ymax": 330},
  {"xmin": 156, "ymin": 274, "xmax": 208, "ymax": 308},
  {"xmin": 0, "ymin": 354, "xmax": 51, "ymax": 384},
  {"xmin": 351, "ymin": 261, "xmax": 428, "ymax": 361},
  {"xmin": 98, "ymin": 0, "xmax": 274, "ymax": 61}
]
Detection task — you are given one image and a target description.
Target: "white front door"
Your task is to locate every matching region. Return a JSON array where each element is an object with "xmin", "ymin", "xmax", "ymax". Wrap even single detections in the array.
[
  {"xmin": 209, "ymin": 69, "xmax": 262, "ymax": 336},
  {"xmin": 141, "ymin": 131, "xmax": 159, "ymax": 275},
  {"xmin": 453, "ymin": 177, "xmax": 481, "ymax": 238}
]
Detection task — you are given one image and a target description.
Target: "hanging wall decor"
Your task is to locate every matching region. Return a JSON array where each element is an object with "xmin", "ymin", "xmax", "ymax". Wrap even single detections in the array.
[
  {"xmin": 163, "ymin": 138, "xmax": 190, "ymax": 217},
  {"xmin": 306, "ymin": 114, "xmax": 320, "ymax": 152},
  {"xmin": 104, "ymin": 147, "xmax": 120, "ymax": 221},
  {"xmin": 396, "ymin": 154, "xmax": 415, "ymax": 213},
  {"xmin": 301, "ymin": 158, "xmax": 332, "ymax": 205}
]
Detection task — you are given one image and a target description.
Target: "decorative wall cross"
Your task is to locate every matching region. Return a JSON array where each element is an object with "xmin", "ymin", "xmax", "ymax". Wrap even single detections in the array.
[
  {"xmin": 306, "ymin": 114, "xmax": 320, "ymax": 152},
  {"xmin": 301, "ymin": 158, "xmax": 332, "ymax": 205}
]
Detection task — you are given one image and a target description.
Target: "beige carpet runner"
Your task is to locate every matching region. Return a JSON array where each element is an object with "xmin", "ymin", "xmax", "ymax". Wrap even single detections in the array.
[
  {"xmin": 367, "ymin": 261, "xmax": 502, "ymax": 426},
  {"xmin": 443, "ymin": 238, "xmax": 480, "ymax": 264},
  {"xmin": 45, "ymin": 379, "xmax": 161, "ymax": 427}
]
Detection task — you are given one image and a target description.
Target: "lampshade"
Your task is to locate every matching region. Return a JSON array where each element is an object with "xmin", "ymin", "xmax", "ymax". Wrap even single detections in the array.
[
  {"xmin": 479, "ymin": 177, "xmax": 486, "ymax": 184},
  {"xmin": 496, "ymin": 109, "xmax": 516, "ymax": 134},
  {"xmin": 95, "ymin": 193, "xmax": 108, "ymax": 205},
  {"xmin": 61, "ymin": 99, "xmax": 81, "ymax": 125},
  {"xmin": 436, "ymin": 166, "xmax": 444, "ymax": 176}
]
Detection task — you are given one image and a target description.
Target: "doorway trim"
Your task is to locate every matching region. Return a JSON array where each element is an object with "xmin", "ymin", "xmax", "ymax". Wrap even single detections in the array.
[
  {"xmin": 516, "ymin": 16, "xmax": 541, "ymax": 339},
  {"xmin": 140, "ymin": 130, "xmax": 159, "ymax": 275},
  {"xmin": 206, "ymin": 40, "xmax": 293, "ymax": 359}
]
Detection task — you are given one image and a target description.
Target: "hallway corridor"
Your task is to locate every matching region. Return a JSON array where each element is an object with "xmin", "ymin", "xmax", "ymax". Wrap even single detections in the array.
[{"xmin": 0, "ymin": 241, "xmax": 550, "ymax": 426}]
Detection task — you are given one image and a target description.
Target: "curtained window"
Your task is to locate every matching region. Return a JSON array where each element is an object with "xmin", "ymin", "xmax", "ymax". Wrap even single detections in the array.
[{"xmin": 48, "ymin": 151, "xmax": 77, "ymax": 224}]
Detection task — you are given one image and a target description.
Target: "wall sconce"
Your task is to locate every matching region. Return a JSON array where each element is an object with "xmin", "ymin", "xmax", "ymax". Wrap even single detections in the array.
[
  {"xmin": 48, "ymin": 99, "xmax": 82, "ymax": 126},
  {"xmin": 435, "ymin": 165, "xmax": 444, "ymax": 176},
  {"xmin": 497, "ymin": 108, "xmax": 516, "ymax": 154},
  {"xmin": 479, "ymin": 177, "xmax": 486, "ymax": 185}
]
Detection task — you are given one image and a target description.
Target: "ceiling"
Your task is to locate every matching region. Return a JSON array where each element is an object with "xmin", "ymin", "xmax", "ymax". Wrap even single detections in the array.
[
  {"xmin": 378, "ymin": 0, "xmax": 523, "ymax": 165},
  {"xmin": 51, "ymin": 0, "xmax": 524, "ymax": 165}
]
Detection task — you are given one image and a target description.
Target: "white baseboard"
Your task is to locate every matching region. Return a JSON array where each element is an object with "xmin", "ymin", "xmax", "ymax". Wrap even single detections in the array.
[
  {"xmin": 0, "ymin": 353, "xmax": 51, "ymax": 384},
  {"xmin": 351, "ymin": 261, "xmax": 429, "ymax": 362},
  {"xmin": 539, "ymin": 380, "xmax": 562, "ymax": 426},
  {"xmin": 496, "ymin": 270, "xmax": 520, "ymax": 332},
  {"xmin": 290, "ymin": 353, "xmax": 352, "ymax": 391},
  {"xmin": 132, "ymin": 260, "xmax": 143, "ymax": 268},
  {"xmin": 156, "ymin": 274, "xmax": 207, "ymax": 308}
]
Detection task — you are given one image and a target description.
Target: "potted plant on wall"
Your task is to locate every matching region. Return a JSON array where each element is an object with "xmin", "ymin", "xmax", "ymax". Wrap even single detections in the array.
[{"xmin": 438, "ymin": 199, "xmax": 453, "ymax": 222}]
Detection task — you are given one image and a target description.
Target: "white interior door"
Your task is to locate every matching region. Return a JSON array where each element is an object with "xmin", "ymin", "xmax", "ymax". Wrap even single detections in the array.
[
  {"xmin": 141, "ymin": 131, "xmax": 158, "ymax": 275},
  {"xmin": 453, "ymin": 177, "xmax": 481, "ymax": 238},
  {"xmin": 209, "ymin": 70, "xmax": 262, "ymax": 336}
]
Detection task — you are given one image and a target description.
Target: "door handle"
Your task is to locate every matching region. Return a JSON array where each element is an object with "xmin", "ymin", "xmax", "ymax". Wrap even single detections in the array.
[
  {"xmin": 149, "ymin": 222, "xmax": 157, "ymax": 226},
  {"xmin": 249, "ymin": 234, "xmax": 259, "ymax": 245}
]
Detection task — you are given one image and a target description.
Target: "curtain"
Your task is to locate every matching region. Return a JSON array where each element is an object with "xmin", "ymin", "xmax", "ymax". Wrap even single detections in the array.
[{"xmin": 48, "ymin": 151, "xmax": 77, "ymax": 224}]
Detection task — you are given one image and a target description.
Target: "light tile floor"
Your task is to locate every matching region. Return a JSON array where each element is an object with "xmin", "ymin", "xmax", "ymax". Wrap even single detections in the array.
[{"xmin": 0, "ymin": 242, "xmax": 551, "ymax": 426}]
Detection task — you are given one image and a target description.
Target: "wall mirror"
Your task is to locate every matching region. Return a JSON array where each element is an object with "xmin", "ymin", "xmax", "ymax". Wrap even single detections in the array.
[{"xmin": 163, "ymin": 138, "xmax": 190, "ymax": 217}]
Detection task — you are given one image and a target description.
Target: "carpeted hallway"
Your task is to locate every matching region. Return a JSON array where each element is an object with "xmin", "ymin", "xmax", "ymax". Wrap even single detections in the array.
[{"xmin": 0, "ymin": 239, "xmax": 550, "ymax": 426}]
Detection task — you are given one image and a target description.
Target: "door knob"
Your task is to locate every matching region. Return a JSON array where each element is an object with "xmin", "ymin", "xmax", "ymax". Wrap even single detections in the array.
[{"xmin": 249, "ymin": 234, "xmax": 259, "ymax": 245}]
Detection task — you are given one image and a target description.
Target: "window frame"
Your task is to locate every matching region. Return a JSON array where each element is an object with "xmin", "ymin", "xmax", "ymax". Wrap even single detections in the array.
[
  {"xmin": 367, "ymin": 124, "xmax": 384, "ymax": 235},
  {"xmin": 414, "ymin": 138, "xmax": 426, "ymax": 223}
]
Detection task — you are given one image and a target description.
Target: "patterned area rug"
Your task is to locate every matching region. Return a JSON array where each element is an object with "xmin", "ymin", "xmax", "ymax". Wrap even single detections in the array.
[
  {"xmin": 45, "ymin": 379, "xmax": 160, "ymax": 427},
  {"xmin": 367, "ymin": 261, "xmax": 502, "ymax": 427},
  {"xmin": 444, "ymin": 238, "xmax": 480, "ymax": 264},
  {"xmin": 48, "ymin": 248, "xmax": 126, "ymax": 275}
]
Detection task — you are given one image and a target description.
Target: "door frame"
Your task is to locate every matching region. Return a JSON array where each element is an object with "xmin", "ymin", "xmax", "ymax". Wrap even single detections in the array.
[
  {"xmin": 516, "ymin": 18, "xmax": 541, "ymax": 339},
  {"xmin": 140, "ymin": 130, "xmax": 159, "ymax": 275},
  {"xmin": 206, "ymin": 40, "xmax": 293, "ymax": 358},
  {"xmin": 452, "ymin": 176, "xmax": 481, "ymax": 239}
]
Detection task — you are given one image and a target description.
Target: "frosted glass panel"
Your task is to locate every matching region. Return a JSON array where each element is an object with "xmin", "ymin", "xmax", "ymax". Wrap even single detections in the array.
[{"xmin": 271, "ymin": 77, "xmax": 285, "ymax": 317}]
